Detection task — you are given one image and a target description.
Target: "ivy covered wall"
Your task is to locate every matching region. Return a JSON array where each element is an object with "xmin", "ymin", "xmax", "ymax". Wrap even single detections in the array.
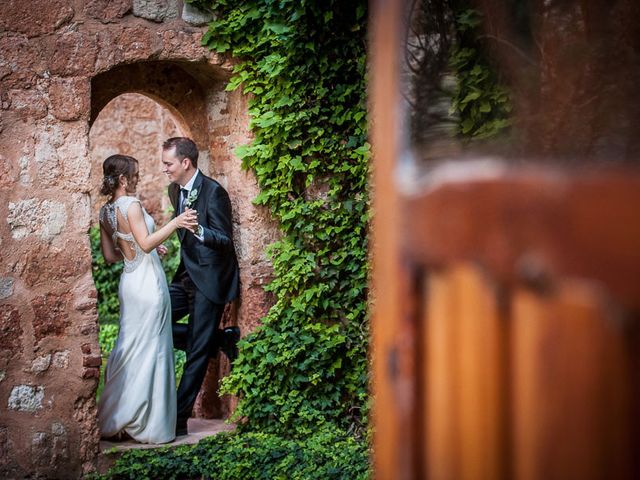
[{"xmin": 191, "ymin": 0, "xmax": 371, "ymax": 437}]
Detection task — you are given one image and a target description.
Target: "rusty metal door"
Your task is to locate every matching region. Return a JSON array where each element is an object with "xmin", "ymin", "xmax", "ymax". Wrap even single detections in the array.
[{"xmin": 370, "ymin": 1, "xmax": 640, "ymax": 479}]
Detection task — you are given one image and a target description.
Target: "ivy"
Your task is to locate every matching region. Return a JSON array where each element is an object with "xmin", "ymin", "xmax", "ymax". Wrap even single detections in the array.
[
  {"xmin": 449, "ymin": 8, "xmax": 511, "ymax": 139},
  {"xmin": 188, "ymin": 0, "xmax": 371, "ymax": 437},
  {"xmin": 93, "ymin": 427, "xmax": 370, "ymax": 480}
]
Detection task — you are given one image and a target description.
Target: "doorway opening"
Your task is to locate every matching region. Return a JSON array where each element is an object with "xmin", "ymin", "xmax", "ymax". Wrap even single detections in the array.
[{"xmin": 88, "ymin": 92, "xmax": 188, "ymax": 400}]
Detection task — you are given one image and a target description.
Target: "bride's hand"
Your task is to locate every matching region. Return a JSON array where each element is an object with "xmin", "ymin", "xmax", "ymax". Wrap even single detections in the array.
[
  {"xmin": 156, "ymin": 244, "xmax": 168, "ymax": 257},
  {"xmin": 175, "ymin": 209, "xmax": 198, "ymax": 233}
]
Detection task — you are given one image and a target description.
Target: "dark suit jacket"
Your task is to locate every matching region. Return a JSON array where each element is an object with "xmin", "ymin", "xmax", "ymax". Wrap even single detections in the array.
[{"xmin": 169, "ymin": 173, "xmax": 240, "ymax": 305}]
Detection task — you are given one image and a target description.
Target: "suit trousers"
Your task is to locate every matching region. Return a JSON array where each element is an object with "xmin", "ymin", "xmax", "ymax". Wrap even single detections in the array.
[{"xmin": 170, "ymin": 270, "xmax": 224, "ymax": 423}]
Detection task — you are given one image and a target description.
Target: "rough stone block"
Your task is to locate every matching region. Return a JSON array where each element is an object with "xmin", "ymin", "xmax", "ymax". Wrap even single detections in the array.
[
  {"xmin": 61, "ymin": 143, "xmax": 92, "ymax": 192},
  {"xmin": 8, "ymin": 385, "xmax": 44, "ymax": 412},
  {"xmin": 20, "ymin": 242, "xmax": 90, "ymax": 288},
  {"xmin": 82, "ymin": 355, "xmax": 102, "ymax": 368},
  {"xmin": 118, "ymin": 26, "xmax": 161, "ymax": 63},
  {"xmin": 82, "ymin": 367, "xmax": 100, "ymax": 379},
  {"xmin": 182, "ymin": 2, "xmax": 215, "ymax": 26},
  {"xmin": 159, "ymin": 30, "xmax": 211, "ymax": 63},
  {"xmin": 51, "ymin": 423, "xmax": 66, "ymax": 436},
  {"xmin": 49, "ymin": 32, "xmax": 98, "ymax": 77},
  {"xmin": 31, "ymin": 354, "xmax": 52, "ymax": 374},
  {"xmin": 7, "ymin": 199, "xmax": 67, "ymax": 241},
  {"xmin": 18, "ymin": 155, "xmax": 31, "ymax": 186},
  {"xmin": 79, "ymin": 323, "xmax": 98, "ymax": 336},
  {"xmin": 0, "ymin": 278, "xmax": 14, "ymax": 300},
  {"xmin": 0, "ymin": 0, "xmax": 74, "ymax": 38},
  {"xmin": 30, "ymin": 121, "xmax": 91, "ymax": 190},
  {"xmin": 0, "ymin": 154, "xmax": 18, "ymax": 188},
  {"xmin": 31, "ymin": 293, "xmax": 71, "ymax": 343},
  {"xmin": 0, "ymin": 305, "xmax": 23, "ymax": 353},
  {"xmin": 49, "ymin": 78, "xmax": 90, "ymax": 121},
  {"xmin": 84, "ymin": 0, "xmax": 131, "ymax": 23},
  {"xmin": 93, "ymin": 29, "xmax": 124, "ymax": 74},
  {"xmin": 132, "ymin": 0, "xmax": 179, "ymax": 22},
  {"xmin": 0, "ymin": 34, "xmax": 48, "ymax": 89},
  {"xmin": 70, "ymin": 194, "xmax": 92, "ymax": 233},
  {"xmin": 33, "ymin": 131, "xmax": 62, "ymax": 188},
  {"xmin": 31, "ymin": 432, "xmax": 50, "ymax": 467},
  {"xmin": 6, "ymin": 89, "xmax": 47, "ymax": 119},
  {"xmin": 0, "ymin": 427, "xmax": 8, "ymax": 465},
  {"xmin": 52, "ymin": 351, "xmax": 70, "ymax": 369}
]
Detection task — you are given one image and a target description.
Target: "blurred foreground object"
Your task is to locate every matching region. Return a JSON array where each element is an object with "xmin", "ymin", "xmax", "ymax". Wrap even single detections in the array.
[{"xmin": 370, "ymin": 0, "xmax": 640, "ymax": 479}]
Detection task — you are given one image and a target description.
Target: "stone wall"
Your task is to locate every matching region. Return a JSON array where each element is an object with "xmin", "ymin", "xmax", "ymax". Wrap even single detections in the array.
[{"xmin": 0, "ymin": 1, "xmax": 278, "ymax": 477}]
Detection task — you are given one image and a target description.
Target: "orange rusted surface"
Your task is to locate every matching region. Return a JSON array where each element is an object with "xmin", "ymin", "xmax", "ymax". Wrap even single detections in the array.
[
  {"xmin": 370, "ymin": 0, "xmax": 640, "ymax": 478},
  {"xmin": 403, "ymin": 168, "xmax": 640, "ymax": 309},
  {"xmin": 369, "ymin": 0, "xmax": 417, "ymax": 478}
]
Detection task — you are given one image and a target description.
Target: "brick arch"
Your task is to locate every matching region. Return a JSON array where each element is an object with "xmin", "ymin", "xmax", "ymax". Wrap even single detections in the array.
[{"xmin": 89, "ymin": 92, "xmax": 181, "ymax": 226}]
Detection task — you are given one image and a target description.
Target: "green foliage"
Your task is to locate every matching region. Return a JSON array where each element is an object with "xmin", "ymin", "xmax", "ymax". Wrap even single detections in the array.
[
  {"xmin": 449, "ymin": 8, "xmax": 511, "ymax": 139},
  {"xmin": 187, "ymin": 0, "xmax": 371, "ymax": 438},
  {"xmin": 159, "ymin": 227, "xmax": 182, "ymax": 280},
  {"xmin": 94, "ymin": 427, "xmax": 370, "ymax": 480},
  {"xmin": 90, "ymin": 226, "xmax": 123, "ymax": 326}
]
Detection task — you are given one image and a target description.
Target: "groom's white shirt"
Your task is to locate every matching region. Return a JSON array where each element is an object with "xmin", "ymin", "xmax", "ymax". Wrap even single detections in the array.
[
  {"xmin": 180, "ymin": 169, "xmax": 204, "ymax": 242},
  {"xmin": 181, "ymin": 169, "xmax": 199, "ymax": 191}
]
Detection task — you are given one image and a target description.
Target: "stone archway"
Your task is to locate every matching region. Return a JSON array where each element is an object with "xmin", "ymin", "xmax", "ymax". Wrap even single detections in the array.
[
  {"xmin": 90, "ymin": 61, "xmax": 214, "ymax": 153},
  {"xmin": 89, "ymin": 92, "xmax": 182, "ymax": 223},
  {"xmin": 89, "ymin": 59, "xmax": 273, "ymax": 420},
  {"xmin": 0, "ymin": 4, "xmax": 278, "ymax": 476}
]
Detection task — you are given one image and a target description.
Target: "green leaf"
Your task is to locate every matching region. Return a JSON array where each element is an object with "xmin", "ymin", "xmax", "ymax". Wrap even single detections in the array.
[{"xmin": 265, "ymin": 22, "xmax": 290, "ymax": 35}]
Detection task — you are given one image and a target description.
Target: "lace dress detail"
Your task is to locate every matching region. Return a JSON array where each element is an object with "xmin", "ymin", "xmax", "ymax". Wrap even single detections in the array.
[{"xmin": 100, "ymin": 196, "xmax": 150, "ymax": 273}]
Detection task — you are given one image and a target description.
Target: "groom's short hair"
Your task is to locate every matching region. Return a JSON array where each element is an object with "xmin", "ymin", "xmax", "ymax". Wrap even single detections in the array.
[{"xmin": 163, "ymin": 137, "xmax": 198, "ymax": 168}]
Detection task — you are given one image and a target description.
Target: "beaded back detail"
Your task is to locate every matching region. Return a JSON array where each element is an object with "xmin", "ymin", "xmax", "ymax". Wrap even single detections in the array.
[{"xmin": 99, "ymin": 196, "xmax": 153, "ymax": 273}]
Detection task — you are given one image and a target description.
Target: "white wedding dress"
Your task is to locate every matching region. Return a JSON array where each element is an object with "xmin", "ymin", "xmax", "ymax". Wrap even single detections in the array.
[{"xmin": 97, "ymin": 196, "xmax": 176, "ymax": 444}]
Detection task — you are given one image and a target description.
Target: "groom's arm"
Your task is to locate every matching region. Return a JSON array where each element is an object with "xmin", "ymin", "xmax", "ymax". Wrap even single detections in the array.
[{"xmin": 200, "ymin": 187, "xmax": 234, "ymax": 252}]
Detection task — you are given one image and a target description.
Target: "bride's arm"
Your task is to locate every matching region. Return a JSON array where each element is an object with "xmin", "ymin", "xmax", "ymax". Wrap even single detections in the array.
[
  {"xmin": 99, "ymin": 222, "xmax": 123, "ymax": 264},
  {"xmin": 127, "ymin": 202, "xmax": 197, "ymax": 254}
]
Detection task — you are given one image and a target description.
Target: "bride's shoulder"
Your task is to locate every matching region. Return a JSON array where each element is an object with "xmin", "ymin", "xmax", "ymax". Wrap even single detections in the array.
[
  {"xmin": 115, "ymin": 195, "xmax": 141, "ymax": 206},
  {"xmin": 113, "ymin": 196, "xmax": 142, "ymax": 218}
]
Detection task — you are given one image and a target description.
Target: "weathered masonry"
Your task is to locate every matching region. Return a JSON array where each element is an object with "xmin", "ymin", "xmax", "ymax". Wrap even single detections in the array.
[{"xmin": 0, "ymin": 1, "xmax": 278, "ymax": 476}]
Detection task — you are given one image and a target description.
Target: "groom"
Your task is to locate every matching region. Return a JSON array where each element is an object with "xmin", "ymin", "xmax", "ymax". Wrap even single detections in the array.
[{"xmin": 162, "ymin": 137, "xmax": 240, "ymax": 437}]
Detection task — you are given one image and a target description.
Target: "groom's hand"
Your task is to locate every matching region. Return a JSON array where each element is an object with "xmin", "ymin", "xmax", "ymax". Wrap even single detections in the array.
[{"xmin": 156, "ymin": 244, "xmax": 168, "ymax": 257}]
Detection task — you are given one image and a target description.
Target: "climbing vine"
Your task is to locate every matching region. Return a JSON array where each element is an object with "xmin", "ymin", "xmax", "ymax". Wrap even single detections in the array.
[
  {"xmin": 190, "ymin": 0, "xmax": 371, "ymax": 437},
  {"xmin": 449, "ymin": 7, "xmax": 511, "ymax": 139}
]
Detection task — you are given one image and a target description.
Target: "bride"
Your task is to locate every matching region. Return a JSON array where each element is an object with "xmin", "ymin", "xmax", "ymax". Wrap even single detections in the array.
[{"xmin": 97, "ymin": 154, "xmax": 198, "ymax": 444}]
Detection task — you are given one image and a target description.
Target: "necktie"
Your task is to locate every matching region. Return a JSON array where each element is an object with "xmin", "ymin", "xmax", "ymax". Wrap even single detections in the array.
[{"xmin": 179, "ymin": 188, "xmax": 188, "ymax": 214}]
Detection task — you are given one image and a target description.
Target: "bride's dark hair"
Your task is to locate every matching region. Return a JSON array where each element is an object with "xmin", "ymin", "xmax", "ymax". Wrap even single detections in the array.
[{"xmin": 100, "ymin": 154, "xmax": 138, "ymax": 196}]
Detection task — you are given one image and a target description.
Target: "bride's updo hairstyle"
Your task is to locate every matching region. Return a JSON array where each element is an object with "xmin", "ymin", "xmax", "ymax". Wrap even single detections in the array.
[{"xmin": 100, "ymin": 154, "xmax": 138, "ymax": 196}]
